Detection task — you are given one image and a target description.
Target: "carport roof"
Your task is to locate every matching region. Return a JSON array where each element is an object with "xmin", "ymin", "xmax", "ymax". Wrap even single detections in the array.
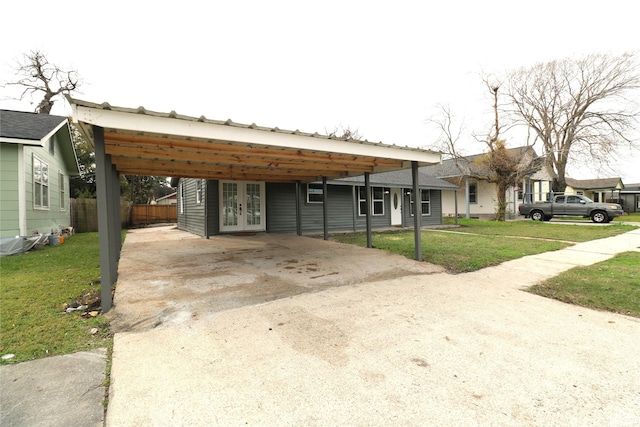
[{"xmin": 68, "ymin": 97, "xmax": 442, "ymax": 183}]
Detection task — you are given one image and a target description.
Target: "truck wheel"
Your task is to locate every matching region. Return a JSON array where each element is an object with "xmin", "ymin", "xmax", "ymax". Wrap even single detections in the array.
[
  {"xmin": 591, "ymin": 211, "xmax": 608, "ymax": 223},
  {"xmin": 530, "ymin": 210, "xmax": 544, "ymax": 221}
]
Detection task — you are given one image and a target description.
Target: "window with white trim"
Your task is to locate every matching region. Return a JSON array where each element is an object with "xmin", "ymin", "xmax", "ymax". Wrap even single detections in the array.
[
  {"xmin": 59, "ymin": 171, "xmax": 66, "ymax": 210},
  {"xmin": 179, "ymin": 181, "xmax": 184, "ymax": 214},
  {"xmin": 469, "ymin": 183, "xmax": 477, "ymax": 204},
  {"xmin": 196, "ymin": 179, "xmax": 203, "ymax": 204},
  {"xmin": 409, "ymin": 189, "xmax": 431, "ymax": 216},
  {"xmin": 33, "ymin": 155, "xmax": 49, "ymax": 209},
  {"xmin": 358, "ymin": 186, "xmax": 385, "ymax": 216},
  {"xmin": 307, "ymin": 183, "xmax": 323, "ymax": 203}
]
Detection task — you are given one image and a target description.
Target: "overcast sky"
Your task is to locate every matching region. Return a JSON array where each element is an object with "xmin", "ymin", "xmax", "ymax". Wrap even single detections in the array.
[{"xmin": 2, "ymin": 0, "xmax": 639, "ymax": 182}]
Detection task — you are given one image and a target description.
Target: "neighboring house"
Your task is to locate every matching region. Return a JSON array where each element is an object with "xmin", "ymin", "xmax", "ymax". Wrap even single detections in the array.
[
  {"xmin": 0, "ymin": 110, "xmax": 79, "ymax": 238},
  {"xmin": 620, "ymin": 183, "xmax": 640, "ymax": 213},
  {"xmin": 151, "ymin": 191, "xmax": 177, "ymax": 205},
  {"xmin": 564, "ymin": 178, "xmax": 624, "ymax": 204},
  {"xmin": 420, "ymin": 146, "xmax": 553, "ymax": 219},
  {"xmin": 176, "ymin": 169, "xmax": 458, "ymax": 236}
]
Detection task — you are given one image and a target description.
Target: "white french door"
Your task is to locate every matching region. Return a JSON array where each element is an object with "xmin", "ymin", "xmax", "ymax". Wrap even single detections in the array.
[{"xmin": 220, "ymin": 181, "xmax": 265, "ymax": 232}]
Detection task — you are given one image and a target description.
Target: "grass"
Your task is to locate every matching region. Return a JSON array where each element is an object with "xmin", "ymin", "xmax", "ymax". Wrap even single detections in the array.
[
  {"xmin": 528, "ymin": 251, "xmax": 640, "ymax": 318},
  {"xmin": 615, "ymin": 212, "xmax": 640, "ymax": 222},
  {"xmin": 332, "ymin": 219, "xmax": 637, "ymax": 273},
  {"xmin": 0, "ymin": 232, "xmax": 117, "ymax": 365}
]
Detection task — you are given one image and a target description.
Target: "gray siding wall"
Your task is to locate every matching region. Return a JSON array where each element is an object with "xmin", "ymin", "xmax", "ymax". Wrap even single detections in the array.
[
  {"xmin": 402, "ymin": 190, "xmax": 442, "ymax": 226},
  {"xmin": 180, "ymin": 179, "xmax": 443, "ymax": 236},
  {"xmin": 267, "ymin": 183, "xmax": 394, "ymax": 233},
  {"xmin": 205, "ymin": 180, "xmax": 219, "ymax": 236},
  {"xmin": 177, "ymin": 178, "xmax": 206, "ymax": 236}
]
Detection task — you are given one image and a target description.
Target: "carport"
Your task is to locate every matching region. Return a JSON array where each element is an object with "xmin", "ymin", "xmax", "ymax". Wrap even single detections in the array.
[{"xmin": 68, "ymin": 97, "xmax": 442, "ymax": 312}]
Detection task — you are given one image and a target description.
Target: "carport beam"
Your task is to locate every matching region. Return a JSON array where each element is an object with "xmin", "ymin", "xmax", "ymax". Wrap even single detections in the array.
[
  {"xmin": 412, "ymin": 161, "xmax": 422, "ymax": 261},
  {"xmin": 94, "ymin": 125, "xmax": 115, "ymax": 312}
]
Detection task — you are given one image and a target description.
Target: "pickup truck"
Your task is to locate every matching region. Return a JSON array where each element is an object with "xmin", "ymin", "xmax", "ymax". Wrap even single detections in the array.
[{"xmin": 518, "ymin": 195, "xmax": 624, "ymax": 223}]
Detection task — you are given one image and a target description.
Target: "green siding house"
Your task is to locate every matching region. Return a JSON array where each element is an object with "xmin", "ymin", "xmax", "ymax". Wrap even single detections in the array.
[{"xmin": 0, "ymin": 110, "xmax": 79, "ymax": 238}]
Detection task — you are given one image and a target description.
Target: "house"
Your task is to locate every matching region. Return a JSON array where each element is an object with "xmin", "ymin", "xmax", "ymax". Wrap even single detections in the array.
[
  {"xmin": 153, "ymin": 191, "xmax": 177, "ymax": 205},
  {"xmin": 564, "ymin": 178, "xmax": 624, "ymax": 204},
  {"xmin": 0, "ymin": 110, "xmax": 79, "ymax": 238},
  {"xmin": 420, "ymin": 146, "xmax": 554, "ymax": 219},
  {"xmin": 620, "ymin": 183, "xmax": 640, "ymax": 213},
  {"xmin": 176, "ymin": 169, "xmax": 458, "ymax": 236}
]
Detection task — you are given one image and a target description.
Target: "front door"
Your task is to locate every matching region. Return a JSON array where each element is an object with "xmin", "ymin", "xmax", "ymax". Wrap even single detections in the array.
[
  {"xmin": 220, "ymin": 181, "xmax": 265, "ymax": 232},
  {"xmin": 391, "ymin": 187, "xmax": 402, "ymax": 226}
]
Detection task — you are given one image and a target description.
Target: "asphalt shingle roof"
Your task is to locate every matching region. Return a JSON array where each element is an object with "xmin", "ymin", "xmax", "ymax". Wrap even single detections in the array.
[
  {"xmin": 0, "ymin": 110, "xmax": 67, "ymax": 142},
  {"xmin": 334, "ymin": 169, "xmax": 459, "ymax": 190},
  {"xmin": 565, "ymin": 177, "xmax": 622, "ymax": 190}
]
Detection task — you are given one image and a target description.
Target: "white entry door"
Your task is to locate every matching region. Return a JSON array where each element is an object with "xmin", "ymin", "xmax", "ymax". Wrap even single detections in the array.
[
  {"xmin": 220, "ymin": 181, "xmax": 265, "ymax": 232},
  {"xmin": 390, "ymin": 187, "xmax": 402, "ymax": 226}
]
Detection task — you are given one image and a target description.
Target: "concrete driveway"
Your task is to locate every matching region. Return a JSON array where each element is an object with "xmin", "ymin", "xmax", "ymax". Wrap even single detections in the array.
[{"xmin": 105, "ymin": 226, "xmax": 640, "ymax": 426}]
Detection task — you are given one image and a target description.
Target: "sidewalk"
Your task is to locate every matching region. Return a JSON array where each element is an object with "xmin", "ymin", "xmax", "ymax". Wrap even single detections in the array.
[{"xmin": 0, "ymin": 349, "xmax": 106, "ymax": 427}]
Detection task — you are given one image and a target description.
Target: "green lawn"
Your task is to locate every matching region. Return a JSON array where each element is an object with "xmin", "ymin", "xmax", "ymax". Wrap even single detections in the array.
[
  {"xmin": 332, "ymin": 219, "xmax": 636, "ymax": 273},
  {"xmin": 528, "ymin": 251, "xmax": 640, "ymax": 318},
  {"xmin": 1, "ymin": 232, "xmax": 116, "ymax": 364}
]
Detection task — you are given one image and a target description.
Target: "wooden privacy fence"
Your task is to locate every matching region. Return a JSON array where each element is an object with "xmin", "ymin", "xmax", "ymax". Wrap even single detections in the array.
[
  {"xmin": 131, "ymin": 204, "xmax": 177, "ymax": 225},
  {"xmin": 70, "ymin": 198, "xmax": 133, "ymax": 232}
]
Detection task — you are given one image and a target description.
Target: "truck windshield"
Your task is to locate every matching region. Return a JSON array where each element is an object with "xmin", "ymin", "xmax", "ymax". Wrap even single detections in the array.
[{"xmin": 581, "ymin": 196, "xmax": 594, "ymax": 203}]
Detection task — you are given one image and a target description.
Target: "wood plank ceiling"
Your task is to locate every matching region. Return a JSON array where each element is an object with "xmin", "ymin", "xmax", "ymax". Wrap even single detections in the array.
[
  {"xmin": 104, "ymin": 131, "xmax": 406, "ymax": 182},
  {"xmin": 70, "ymin": 98, "xmax": 442, "ymax": 183}
]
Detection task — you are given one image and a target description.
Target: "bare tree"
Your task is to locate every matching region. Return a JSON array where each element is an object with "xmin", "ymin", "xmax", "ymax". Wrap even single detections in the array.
[
  {"xmin": 504, "ymin": 52, "xmax": 640, "ymax": 192},
  {"xmin": 475, "ymin": 84, "xmax": 524, "ymax": 221},
  {"xmin": 428, "ymin": 86, "xmax": 533, "ymax": 221},
  {"xmin": 4, "ymin": 50, "xmax": 82, "ymax": 114},
  {"xmin": 326, "ymin": 124, "xmax": 363, "ymax": 141}
]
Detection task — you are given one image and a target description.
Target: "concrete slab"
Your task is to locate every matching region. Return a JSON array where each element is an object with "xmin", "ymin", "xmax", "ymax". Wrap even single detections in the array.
[
  {"xmin": 106, "ymin": 227, "xmax": 443, "ymax": 333},
  {"xmin": 104, "ymin": 226, "xmax": 640, "ymax": 426},
  {"xmin": 0, "ymin": 349, "xmax": 106, "ymax": 427}
]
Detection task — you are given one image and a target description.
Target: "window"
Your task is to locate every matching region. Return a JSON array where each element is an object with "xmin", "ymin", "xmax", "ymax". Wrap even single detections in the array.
[
  {"xmin": 409, "ymin": 190, "xmax": 431, "ymax": 216},
  {"xmin": 567, "ymin": 196, "xmax": 581, "ymax": 204},
  {"xmin": 179, "ymin": 181, "xmax": 184, "ymax": 214},
  {"xmin": 59, "ymin": 172, "xmax": 66, "ymax": 210},
  {"xmin": 358, "ymin": 186, "xmax": 384, "ymax": 216},
  {"xmin": 196, "ymin": 179, "xmax": 203, "ymax": 204},
  {"xmin": 468, "ymin": 183, "xmax": 477, "ymax": 204},
  {"xmin": 33, "ymin": 155, "xmax": 49, "ymax": 209},
  {"xmin": 307, "ymin": 183, "xmax": 323, "ymax": 203}
]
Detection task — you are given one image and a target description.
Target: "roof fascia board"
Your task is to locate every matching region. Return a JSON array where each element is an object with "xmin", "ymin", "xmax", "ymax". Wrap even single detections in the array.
[
  {"xmin": 72, "ymin": 104, "xmax": 441, "ymax": 165},
  {"xmin": 0, "ymin": 137, "xmax": 46, "ymax": 146}
]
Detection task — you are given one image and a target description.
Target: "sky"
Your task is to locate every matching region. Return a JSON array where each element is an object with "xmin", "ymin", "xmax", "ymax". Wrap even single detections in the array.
[{"xmin": 2, "ymin": 0, "xmax": 639, "ymax": 183}]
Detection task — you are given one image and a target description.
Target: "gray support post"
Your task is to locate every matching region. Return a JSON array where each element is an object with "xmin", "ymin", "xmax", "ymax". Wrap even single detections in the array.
[
  {"xmin": 111, "ymin": 165, "xmax": 121, "ymax": 263},
  {"xmin": 365, "ymin": 172, "xmax": 372, "ymax": 248},
  {"xmin": 107, "ymin": 163, "xmax": 118, "ymax": 281},
  {"xmin": 93, "ymin": 126, "xmax": 114, "ymax": 312},
  {"xmin": 412, "ymin": 161, "xmax": 422, "ymax": 261},
  {"xmin": 465, "ymin": 175, "xmax": 471, "ymax": 219},
  {"xmin": 352, "ymin": 186, "xmax": 357, "ymax": 231},
  {"xmin": 322, "ymin": 177, "xmax": 328, "ymax": 240},
  {"xmin": 454, "ymin": 189, "xmax": 459, "ymax": 225},
  {"xmin": 295, "ymin": 181, "xmax": 302, "ymax": 236}
]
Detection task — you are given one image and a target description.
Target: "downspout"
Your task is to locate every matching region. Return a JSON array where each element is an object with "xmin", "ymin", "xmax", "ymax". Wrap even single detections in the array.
[{"xmin": 18, "ymin": 145, "xmax": 26, "ymax": 235}]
